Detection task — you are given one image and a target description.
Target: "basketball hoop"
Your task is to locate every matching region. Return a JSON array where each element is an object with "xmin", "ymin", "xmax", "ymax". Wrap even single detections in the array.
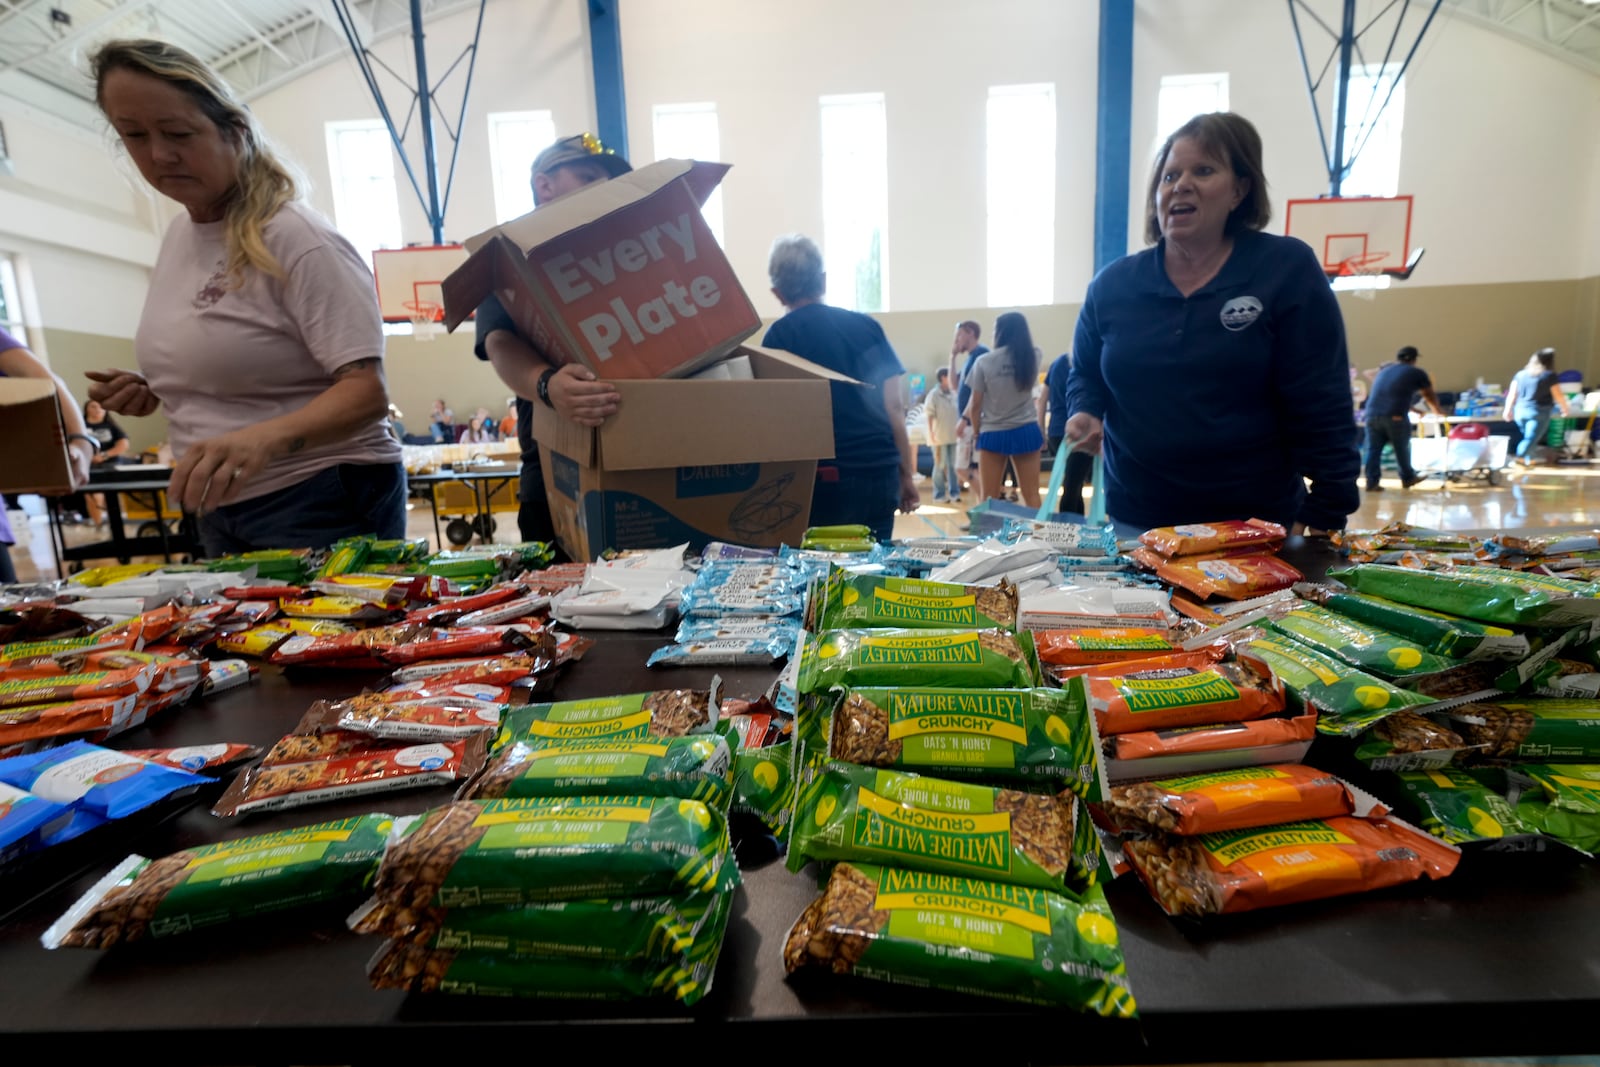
[
  {"xmin": 403, "ymin": 299, "xmax": 444, "ymax": 341},
  {"xmin": 1336, "ymin": 252, "xmax": 1389, "ymax": 302}
]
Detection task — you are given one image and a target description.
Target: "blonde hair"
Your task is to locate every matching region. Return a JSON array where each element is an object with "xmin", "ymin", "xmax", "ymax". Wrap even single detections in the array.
[{"xmin": 92, "ymin": 38, "xmax": 300, "ymax": 284}]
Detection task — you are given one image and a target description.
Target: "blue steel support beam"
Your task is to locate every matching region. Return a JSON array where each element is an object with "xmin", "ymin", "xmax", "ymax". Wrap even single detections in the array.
[
  {"xmin": 1094, "ymin": 0, "xmax": 1133, "ymax": 275},
  {"xmin": 1329, "ymin": 0, "xmax": 1356, "ymax": 195},
  {"xmin": 587, "ymin": 0, "xmax": 628, "ymax": 158},
  {"xmin": 410, "ymin": 0, "xmax": 444, "ymax": 243}
]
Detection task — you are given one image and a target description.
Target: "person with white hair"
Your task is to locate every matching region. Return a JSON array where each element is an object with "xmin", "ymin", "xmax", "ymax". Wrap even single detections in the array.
[{"xmin": 762, "ymin": 234, "xmax": 918, "ymax": 541}]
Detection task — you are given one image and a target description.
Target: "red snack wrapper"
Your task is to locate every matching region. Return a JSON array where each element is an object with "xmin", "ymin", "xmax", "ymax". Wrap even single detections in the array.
[
  {"xmin": 1122, "ymin": 813, "xmax": 1459, "ymax": 917},
  {"xmin": 260, "ymin": 729, "xmax": 395, "ymax": 766},
  {"xmin": 296, "ymin": 688, "xmax": 510, "ymax": 741},
  {"xmin": 269, "ymin": 624, "xmax": 432, "ymax": 668},
  {"xmin": 1087, "ymin": 655, "xmax": 1285, "ymax": 736},
  {"xmin": 220, "ymin": 586, "xmax": 310, "ymax": 601},
  {"xmin": 212, "ymin": 734, "xmax": 489, "ymax": 817},
  {"xmin": 378, "ymin": 626, "xmax": 539, "ymax": 666},
  {"xmin": 1153, "ymin": 553, "xmax": 1303, "ymax": 602},
  {"xmin": 1105, "ymin": 713, "xmax": 1318, "ymax": 760},
  {"xmin": 727, "ymin": 712, "xmax": 773, "ymax": 750},
  {"xmin": 122, "ymin": 743, "xmax": 263, "ymax": 773},
  {"xmin": 1139, "ymin": 519, "xmax": 1287, "ymax": 559},
  {"xmin": 454, "ymin": 594, "xmax": 551, "ymax": 628},
  {"xmin": 383, "ymin": 655, "xmax": 539, "ymax": 689},
  {"xmin": 1034, "ymin": 628, "xmax": 1179, "ymax": 667},
  {"xmin": 404, "ymin": 585, "xmax": 526, "ymax": 626},
  {"xmin": 1095, "ymin": 763, "xmax": 1355, "ymax": 836},
  {"xmin": 1048, "ymin": 647, "xmax": 1225, "ymax": 682},
  {"xmin": 0, "ymin": 651, "xmax": 163, "ymax": 707}
]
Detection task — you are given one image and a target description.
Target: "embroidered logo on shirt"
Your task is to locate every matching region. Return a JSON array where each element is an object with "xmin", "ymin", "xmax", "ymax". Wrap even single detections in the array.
[
  {"xmin": 1219, "ymin": 296, "xmax": 1263, "ymax": 332},
  {"xmin": 193, "ymin": 263, "xmax": 228, "ymax": 310}
]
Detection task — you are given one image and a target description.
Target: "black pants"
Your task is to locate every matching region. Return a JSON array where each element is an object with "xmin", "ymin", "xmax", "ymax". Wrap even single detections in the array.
[
  {"xmin": 517, "ymin": 457, "xmax": 570, "ymax": 563},
  {"xmin": 1365, "ymin": 416, "xmax": 1415, "ymax": 488},
  {"xmin": 1046, "ymin": 436, "xmax": 1094, "ymax": 515}
]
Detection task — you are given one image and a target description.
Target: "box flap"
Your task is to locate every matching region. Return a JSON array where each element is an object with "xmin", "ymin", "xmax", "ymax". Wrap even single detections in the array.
[
  {"xmin": 440, "ymin": 237, "xmax": 505, "ymax": 331},
  {"xmin": 0, "ymin": 379, "xmax": 58, "ymax": 406},
  {"xmin": 742, "ymin": 345, "xmax": 867, "ymax": 386},
  {"xmin": 595, "ymin": 378, "xmax": 834, "ymax": 470},
  {"xmin": 462, "ymin": 159, "xmax": 730, "ymax": 256}
]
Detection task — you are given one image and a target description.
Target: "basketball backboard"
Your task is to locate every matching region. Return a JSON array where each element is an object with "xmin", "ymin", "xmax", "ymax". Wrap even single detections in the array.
[
  {"xmin": 373, "ymin": 245, "xmax": 470, "ymax": 323},
  {"xmin": 1284, "ymin": 195, "xmax": 1415, "ymax": 278}
]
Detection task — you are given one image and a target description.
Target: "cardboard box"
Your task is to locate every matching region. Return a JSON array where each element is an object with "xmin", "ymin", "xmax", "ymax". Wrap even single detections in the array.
[
  {"xmin": 442, "ymin": 159, "xmax": 759, "ymax": 381},
  {"xmin": 534, "ymin": 346, "xmax": 848, "ymax": 560},
  {"xmin": 0, "ymin": 379, "xmax": 72, "ymax": 494}
]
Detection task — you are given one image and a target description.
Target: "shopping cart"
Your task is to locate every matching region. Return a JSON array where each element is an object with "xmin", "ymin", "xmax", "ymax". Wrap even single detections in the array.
[{"xmin": 1410, "ymin": 418, "xmax": 1510, "ymax": 486}]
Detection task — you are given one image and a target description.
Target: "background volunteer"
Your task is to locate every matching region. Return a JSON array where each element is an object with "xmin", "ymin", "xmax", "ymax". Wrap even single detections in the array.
[{"xmin": 1363, "ymin": 345, "xmax": 1441, "ymax": 491}]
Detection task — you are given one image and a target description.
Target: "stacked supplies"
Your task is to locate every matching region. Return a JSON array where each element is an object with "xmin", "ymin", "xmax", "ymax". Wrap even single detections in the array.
[
  {"xmin": 648, "ymin": 558, "xmax": 807, "ymax": 667},
  {"xmin": 1131, "ymin": 519, "xmax": 1302, "ymax": 602}
]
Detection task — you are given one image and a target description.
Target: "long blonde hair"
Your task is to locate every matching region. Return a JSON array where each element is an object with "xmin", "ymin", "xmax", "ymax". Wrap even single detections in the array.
[{"xmin": 92, "ymin": 39, "xmax": 300, "ymax": 284}]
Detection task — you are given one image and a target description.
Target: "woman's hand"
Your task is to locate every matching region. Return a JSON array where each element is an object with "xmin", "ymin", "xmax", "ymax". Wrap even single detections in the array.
[
  {"xmin": 548, "ymin": 364, "xmax": 621, "ymax": 428},
  {"xmin": 1063, "ymin": 412, "xmax": 1103, "ymax": 455},
  {"xmin": 166, "ymin": 424, "xmax": 283, "ymax": 513},
  {"xmin": 898, "ymin": 471, "xmax": 920, "ymax": 515},
  {"xmin": 85, "ymin": 369, "xmax": 159, "ymax": 417},
  {"xmin": 65, "ymin": 436, "xmax": 94, "ymax": 489},
  {"xmin": 1289, "ymin": 523, "xmax": 1327, "ymax": 538}
]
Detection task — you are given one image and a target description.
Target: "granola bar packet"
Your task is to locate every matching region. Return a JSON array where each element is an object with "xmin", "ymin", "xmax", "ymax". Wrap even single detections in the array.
[
  {"xmin": 495, "ymin": 683, "xmax": 720, "ymax": 752},
  {"xmin": 1105, "ymin": 713, "xmax": 1318, "ymax": 761},
  {"xmin": 370, "ymin": 796, "xmax": 729, "ymax": 909},
  {"xmin": 1154, "ymin": 552, "xmax": 1303, "ymax": 601},
  {"xmin": 787, "ymin": 762, "xmax": 1088, "ymax": 893},
  {"xmin": 1047, "ymin": 648, "xmax": 1225, "ymax": 684},
  {"xmin": 1296, "ymin": 586, "xmax": 1529, "ymax": 662},
  {"xmin": 364, "ymin": 880, "xmax": 733, "ymax": 1005},
  {"xmin": 0, "ymin": 741, "xmax": 211, "ymax": 819},
  {"xmin": 42, "ymin": 813, "xmax": 393, "ymax": 948},
  {"xmin": 1329, "ymin": 564, "xmax": 1600, "ymax": 627},
  {"xmin": 1140, "ymin": 519, "xmax": 1286, "ymax": 558},
  {"xmin": 1265, "ymin": 602, "xmax": 1462, "ymax": 680},
  {"xmin": 459, "ymin": 729, "xmax": 734, "ymax": 805},
  {"xmin": 260, "ymin": 730, "xmax": 397, "ymax": 766},
  {"xmin": 1241, "ymin": 634, "xmax": 1435, "ymax": 736},
  {"xmin": 1352, "ymin": 711, "xmax": 1472, "ymax": 770},
  {"xmin": 1529, "ymin": 659, "xmax": 1600, "ymax": 699},
  {"xmin": 783, "ymin": 861, "xmax": 1135, "ymax": 1017},
  {"xmin": 679, "ymin": 562, "xmax": 808, "ymax": 618},
  {"xmin": 1034, "ymin": 627, "xmax": 1179, "ymax": 667},
  {"xmin": 0, "ymin": 694, "xmax": 140, "ymax": 748},
  {"xmin": 1441, "ymin": 700, "xmax": 1600, "ymax": 762},
  {"xmin": 825, "ymin": 685, "xmax": 1096, "ymax": 790},
  {"xmin": 1513, "ymin": 765, "xmax": 1600, "ymax": 852},
  {"xmin": 1392, "ymin": 768, "xmax": 1530, "ymax": 845},
  {"xmin": 797, "ymin": 629, "xmax": 1039, "ymax": 693},
  {"xmin": 1122, "ymin": 814, "xmax": 1460, "ymax": 918},
  {"xmin": 1086, "ymin": 657, "xmax": 1285, "ymax": 736},
  {"xmin": 1094, "ymin": 764, "xmax": 1355, "ymax": 836},
  {"xmin": 647, "ymin": 632, "xmax": 794, "ymax": 668},
  {"xmin": 350, "ymin": 855, "xmax": 739, "ymax": 961},
  {"xmin": 0, "ymin": 650, "xmax": 163, "ymax": 708},
  {"xmin": 733, "ymin": 740, "xmax": 794, "ymax": 835},
  {"xmin": 805, "ymin": 566, "xmax": 1019, "ymax": 632},
  {"xmin": 120, "ymin": 743, "xmax": 263, "ymax": 774},
  {"xmin": 296, "ymin": 689, "xmax": 510, "ymax": 742},
  {"xmin": 212, "ymin": 736, "xmax": 488, "ymax": 817}
]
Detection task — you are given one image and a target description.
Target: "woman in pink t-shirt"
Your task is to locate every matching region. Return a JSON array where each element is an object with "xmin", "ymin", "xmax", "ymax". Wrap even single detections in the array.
[{"xmin": 83, "ymin": 39, "xmax": 404, "ymax": 556}]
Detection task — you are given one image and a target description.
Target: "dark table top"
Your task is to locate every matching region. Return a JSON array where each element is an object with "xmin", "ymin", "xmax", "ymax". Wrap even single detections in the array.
[{"xmin": 1, "ymin": 538, "xmax": 1597, "ymax": 1063}]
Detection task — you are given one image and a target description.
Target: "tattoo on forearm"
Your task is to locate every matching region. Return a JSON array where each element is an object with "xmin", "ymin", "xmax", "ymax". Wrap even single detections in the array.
[
  {"xmin": 333, "ymin": 358, "xmax": 381, "ymax": 379},
  {"xmin": 288, "ymin": 436, "xmax": 306, "ymax": 453}
]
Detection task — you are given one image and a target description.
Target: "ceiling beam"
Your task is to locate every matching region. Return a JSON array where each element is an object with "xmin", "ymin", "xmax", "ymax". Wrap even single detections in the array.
[{"xmin": 0, "ymin": 0, "xmax": 162, "ymax": 79}]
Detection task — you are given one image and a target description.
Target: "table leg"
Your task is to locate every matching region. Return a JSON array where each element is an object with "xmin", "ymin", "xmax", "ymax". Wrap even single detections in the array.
[
  {"xmin": 44, "ymin": 496, "xmax": 66, "ymax": 580},
  {"xmin": 428, "ymin": 484, "xmax": 443, "ymax": 551},
  {"xmin": 106, "ymin": 491, "xmax": 131, "ymax": 565}
]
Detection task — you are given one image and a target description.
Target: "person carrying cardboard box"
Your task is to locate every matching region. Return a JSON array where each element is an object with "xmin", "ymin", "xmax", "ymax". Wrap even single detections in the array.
[
  {"xmin": 473, "ymin": 134, "xmax": 631, "ymax": 556},
  {"xmin": 763, "ymin": 234, "xmax": 919, "ymax": 542}
]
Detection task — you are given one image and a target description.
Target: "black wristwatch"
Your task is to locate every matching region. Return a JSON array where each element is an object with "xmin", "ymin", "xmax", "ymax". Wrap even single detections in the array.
[{"xmin": 536, "ymin": 368, "xmax": 557, "ymax": 409}]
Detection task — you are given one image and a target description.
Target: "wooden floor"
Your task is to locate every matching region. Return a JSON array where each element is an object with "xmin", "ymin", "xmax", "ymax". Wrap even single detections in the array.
[{"xmin": 10, "ymin": 460, "xmax": 1600, "ymax": 582}]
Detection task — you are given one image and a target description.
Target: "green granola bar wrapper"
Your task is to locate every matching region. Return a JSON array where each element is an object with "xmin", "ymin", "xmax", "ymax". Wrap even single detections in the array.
[
  {"xmin": 805, "ymin": 566, "xmax": 1019, "ymax": 631},
  {"xmin": 1514, "ymin": 766, "xmax": 1600, "ymax": 853},
  {"xmin": 1329, "ymin": 564, "xmax": 1600, "ymax": 627},
  {"xmin": 1442, "ymin": 700, "xmax": 1600, "ymax": 762},
  {"xmin": 783, "ymin": 861, "xmax": 1135, "ymax": 1017},
  {"xmin": 1392, "ymin": 768, "xmax": 1528, "ymax": 845},
  {"xmin": 733, "ymin": 740, "xmax": 795, "ymax": 835},
  {"xmin": 43, "ymin": 814, "xmax": 392, "ymax": 948},
  {"xmin": 826, "ymin": 685, "xmax": 1097, "ymax": 795},
  {"xmin": 1265, "ymin": 602, "xmax": 1462, "ymax": 679},
  {"xmin": 787, "ymin": 762, "xmax": 1093, "ymax": 892},
  {"xmin": 1299, "ymin": 586, "xmax": 1529, "ymax": 661},
  {"xmin": 366, "ymin": 866, "xmax": 735, "ymax": 1003},
  {"xmin": 1243, "ymin": 634, "xmax": 1435, "ymax": 736},
  {"xmin": 351, "ymin": 853, "xmax": 738, "ymax": 961},
  {"xmin": 372, "ymin": 796, "xmax": 728, "ymax": 910},
  {"xmin": 495, "ymin": 683, "xmax": 719, "ymax": 752},
  {"xmin": 462, "ymin": 725, "xmax": 734, "ymax": 806},
  {"xmin": 797, "ymin": 628, "xmax": 1039, "ymax": 693}
]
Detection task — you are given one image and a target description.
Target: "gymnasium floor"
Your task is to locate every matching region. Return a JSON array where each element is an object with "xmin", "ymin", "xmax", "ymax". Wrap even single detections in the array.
[{"xmin": 8, "ymin": 461, "xmax": 1597, "ymax": 583}]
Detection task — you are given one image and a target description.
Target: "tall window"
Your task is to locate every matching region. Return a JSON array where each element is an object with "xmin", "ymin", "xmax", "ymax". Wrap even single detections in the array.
[
  {"xmin": 652, "ymin": 103, "xmax": 725, "ymax": 247},
  {"xmin": 819, "ymin": 93, "xmax": 888, "ymax": 312},
  {"xmin": 0, "ymin": 255, "xmax": 23, "ymax": 337},
  {"xmin": 488, "ymin": 110, "xmax": 556, "ymax": 223},
  {"xmin": 1156, "ymin": 73, "xmax": 1228, "ymax": 146},
  {"xmin": 324, "ymin": 120, "xmax": 403, "ymax": 266},
  {"xmin": 986, "ymin": 83, "xmax": 1056, "ymax": 308},
  {"xmin": 1333, "ymin": 64, "xmax": 1405, "ymax": 291}
]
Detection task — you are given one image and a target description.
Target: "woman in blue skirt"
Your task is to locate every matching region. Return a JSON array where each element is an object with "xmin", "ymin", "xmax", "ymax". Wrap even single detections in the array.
[{"xmin": 963, "ymin": 311, "xmax": 1045, "ymax": 510}]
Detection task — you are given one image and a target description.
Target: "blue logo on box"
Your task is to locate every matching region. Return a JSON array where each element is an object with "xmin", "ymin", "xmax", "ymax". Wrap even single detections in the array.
[
  {"xmin": 675, "ymin": 464, "xmax": 759, "ymax": 498},
  {"xmin": 550, "ymin": 451, "xmax": 581, "ymax": 501}
]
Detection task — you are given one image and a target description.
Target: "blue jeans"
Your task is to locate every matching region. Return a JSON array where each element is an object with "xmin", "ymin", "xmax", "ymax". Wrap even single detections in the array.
[
  {"xmin": 810, "ymin": 465, "xmax": 899, "ymax": 543},
  {"xmin": 1365, "ymin": 416, "xmax": 1415, "ymax": 487},
  {"xmin": 198, "ymin": 462, "xmax": 407, "ymax": 557},
  {"xmin": 930, "ymin": 443, "xmax": 959, "ymax": 499},
  {"xmin": 1517, "ymin": 410, "xmax": 1554, "ymax": 459}
]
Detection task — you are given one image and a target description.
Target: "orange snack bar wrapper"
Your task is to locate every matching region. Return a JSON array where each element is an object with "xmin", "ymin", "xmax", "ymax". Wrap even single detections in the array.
[
  {"xmin": 1139, "ymin": 519, "xmax": 1286, "ymax": 559},
  {"xmin": 1035, "ymin": 628, "xmax": 1179, "ymax": 667},
  {"xmin": 1095, "ymin": 763, "xmax": 1355, "ymax": 836},
  {"xmin": 1049, "ymin": 646, "xmax": 1224, "ymax": 683},
  {"xmin": 1154, "ymin": 553, "xmax": 1303, "ymax": 602},
  {"xmin": 0, "ymin": 694, "xmax": 140, "ymax": 746},
  {"xmin": 1087, "ymin": 655, "xmax": 1285, "ymax": 736},
  {"xmin": 1123, "ymin": 813, "xmax": 1460, "ymax": 917},
  {"xmin": 1105, "ymin": 712, "xmax": 1318, "ymax": 761}
]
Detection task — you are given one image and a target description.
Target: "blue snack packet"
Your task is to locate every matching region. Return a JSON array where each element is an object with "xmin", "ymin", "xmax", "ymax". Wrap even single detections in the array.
[
  {"xmin": 0, "ymin": 782, "xmax": 75, "ymax": 863},
  {"xmin": 0, "ymin": 741, "xmax": 212, "ymax": 821},
  {"xmin": 679, "ymin": 563, "xmax": 808, "ymax": 618}
]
